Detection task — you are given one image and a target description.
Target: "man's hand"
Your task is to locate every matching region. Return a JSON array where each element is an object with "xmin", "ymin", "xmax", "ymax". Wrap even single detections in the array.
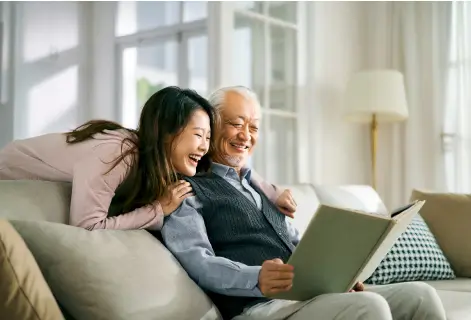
[
  {"xmin": 258, "ymin": 258, "xmax": 294, "ymax": 297},
  {"xmin": 276, "ymin": 189, "xmax": 297, "ymax": 218},
  {"xmin": 349, "ymin": 282, "xmax": 365, "ymax": 292},
  {"xmin": 159, "ymin": 180, "xmax": 193, "ymax": 216}
]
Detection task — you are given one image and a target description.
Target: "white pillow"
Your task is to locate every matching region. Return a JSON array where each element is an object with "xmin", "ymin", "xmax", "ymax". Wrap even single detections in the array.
[
  {"xmin": 313, "ymin": 185, "xmax": 389, "ymax": 216},
  {"xmin": 10, "ymin": 220, "xmax": 221, "ymax": 320}
]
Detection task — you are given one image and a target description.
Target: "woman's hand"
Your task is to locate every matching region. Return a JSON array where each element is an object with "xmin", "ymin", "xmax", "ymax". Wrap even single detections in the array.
[
  {"xmin": 276, "ymin": 189, "xmax": 297, "ymax": 219},
  {"xmin": 159, "ymin": 180, "xmax": 193, "ymax": 216}
]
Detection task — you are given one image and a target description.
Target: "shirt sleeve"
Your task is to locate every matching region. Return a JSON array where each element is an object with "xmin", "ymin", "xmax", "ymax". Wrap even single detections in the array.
[
  {"xmin": 161, "ymin": 196, "xmax": 264, "ymax": 297},
  {"xmin": 69, "ymin": 144, "xmax": 163, "ymax": 231}
]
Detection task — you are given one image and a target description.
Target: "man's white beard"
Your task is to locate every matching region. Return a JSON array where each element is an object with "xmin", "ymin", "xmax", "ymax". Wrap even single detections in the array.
[{"xmin": 223, "ymin": 154, "xmax": 244, "ymax": 168}]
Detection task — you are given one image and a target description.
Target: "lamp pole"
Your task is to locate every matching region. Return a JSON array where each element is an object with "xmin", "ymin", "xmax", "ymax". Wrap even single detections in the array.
[{"xmin": 371, "ymin": 113, "xmax": 378, "ymax": 190}]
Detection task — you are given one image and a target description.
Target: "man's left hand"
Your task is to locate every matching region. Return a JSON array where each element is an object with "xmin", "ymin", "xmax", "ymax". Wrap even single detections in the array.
[
  {"xmin": 276, "ymin": 189, "xmax": 297, "ymax": 219},
  {"xmin": 349, "ymin": 282, "xmax": 365, "ymax": 292}
]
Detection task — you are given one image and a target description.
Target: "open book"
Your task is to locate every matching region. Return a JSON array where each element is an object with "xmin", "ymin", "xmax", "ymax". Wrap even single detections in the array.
[{"xmin": 273, "ymin": 200, "xmax": 425, "ymax": 301}]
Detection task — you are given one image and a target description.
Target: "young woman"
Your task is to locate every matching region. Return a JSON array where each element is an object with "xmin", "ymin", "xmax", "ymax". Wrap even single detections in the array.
[{"xmin": 0, "ymin": 86, "xmax": 214, "ymax": 231}]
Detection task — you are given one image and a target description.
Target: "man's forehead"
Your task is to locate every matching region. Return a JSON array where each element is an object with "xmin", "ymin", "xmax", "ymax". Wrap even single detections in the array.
[{"xmin": 222, "ymin": 91, "xmax": 260, "ymax": 119}]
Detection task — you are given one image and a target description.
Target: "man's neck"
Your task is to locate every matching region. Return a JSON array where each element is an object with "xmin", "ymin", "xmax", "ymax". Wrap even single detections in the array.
[{"xmin": 210, "ymin": 161, "xmax": 245, "ymax": 179}]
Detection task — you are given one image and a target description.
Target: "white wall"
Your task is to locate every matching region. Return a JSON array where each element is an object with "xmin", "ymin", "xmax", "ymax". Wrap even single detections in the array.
[
  {"xmin": 0, "ymin": 2, "xmax": 15, "ymax": 148},
  {"xmin": 0, "ymin": 2, "xmax": 117, "ymax": 148},
  {"xmin": 13, "ymin": 1, "xmax": 84, "ymax": 139},
  {"xmin": 309, "ymin": 2, "xmax": 370, "ymax": 186}
]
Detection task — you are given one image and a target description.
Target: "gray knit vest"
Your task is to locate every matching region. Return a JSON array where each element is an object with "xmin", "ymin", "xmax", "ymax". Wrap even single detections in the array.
[{"xmin": 185, "ymin": 173, "xmax": 294, "ymax": 319}]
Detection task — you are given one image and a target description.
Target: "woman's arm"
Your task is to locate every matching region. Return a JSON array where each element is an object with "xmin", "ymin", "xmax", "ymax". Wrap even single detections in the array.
[
  {"xmin": 69, "ymin": 144, "xmax": 163, "ymax": 231},
  {"xmin": 250, "ymin": 170, "xmax": 283, "ymax": 203}
]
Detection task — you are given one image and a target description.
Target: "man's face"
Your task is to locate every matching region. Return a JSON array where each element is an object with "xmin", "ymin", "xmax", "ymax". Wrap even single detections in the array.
[{"xmin": 212, "ymin": 91, "xmax": 260, "ymax": 169}]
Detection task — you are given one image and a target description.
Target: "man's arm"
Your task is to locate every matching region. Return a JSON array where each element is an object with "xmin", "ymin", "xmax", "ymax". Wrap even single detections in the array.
[{"xmin": 161, "ymin": 197, "xmax": 264, "ymax": 297}]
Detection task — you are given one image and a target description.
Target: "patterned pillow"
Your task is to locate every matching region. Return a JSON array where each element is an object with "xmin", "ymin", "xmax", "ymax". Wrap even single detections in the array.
[{"xmin": 365, "ymin": 213, "xmax": 456, "ymax": 285}]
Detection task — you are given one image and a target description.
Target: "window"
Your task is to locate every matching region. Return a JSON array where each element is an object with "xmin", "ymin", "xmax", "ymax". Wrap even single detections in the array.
[
  {"xmin": 232, "ymin": 1, "xmax": 299, "ymax": 184},
  {"xmin": 115, "ymin": 1, "xmax": 208, "ymax": 129},
  {"xmin": 443, "ymin": 1, "xmax": 471, "ymax": 193}
]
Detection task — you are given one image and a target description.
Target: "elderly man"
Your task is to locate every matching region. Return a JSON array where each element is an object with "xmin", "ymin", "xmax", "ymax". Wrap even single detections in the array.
[{"xmin": 161, "ymin": 86, "xmax": 446, "ymax": 320}]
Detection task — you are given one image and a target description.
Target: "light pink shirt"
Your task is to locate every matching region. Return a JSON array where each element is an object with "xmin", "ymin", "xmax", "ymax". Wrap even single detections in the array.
[{"xmin": 0, "ymin": 130, "xmax": 282, "ymax": 231}]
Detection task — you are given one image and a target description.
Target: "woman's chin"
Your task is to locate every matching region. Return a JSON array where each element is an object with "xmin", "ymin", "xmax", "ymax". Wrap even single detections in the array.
[{"xmin": 181, "ymin": 167, "xmax": 197, "ymax": 177}]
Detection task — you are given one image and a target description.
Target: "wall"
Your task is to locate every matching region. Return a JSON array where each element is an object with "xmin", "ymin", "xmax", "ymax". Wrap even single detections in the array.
[
  {"xmin": 0, "ymin": 2, "xmax": 116, "ymax": 149},
  {"xmin": 0, "ymin": 2, "xmax": 15, "ymax": 148},
  {"xmin": 13, "ymin": 1, "xmax": 84, "ymax": 139},
  {"xmin": 309, "ymin": 1, "xmax": 370, "ymax": 186}
]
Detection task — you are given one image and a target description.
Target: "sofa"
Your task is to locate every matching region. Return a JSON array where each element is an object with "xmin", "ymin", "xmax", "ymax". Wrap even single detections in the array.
[{"xmin": 0, "ymin": 180, "xmax": 470, "ymax": 320}]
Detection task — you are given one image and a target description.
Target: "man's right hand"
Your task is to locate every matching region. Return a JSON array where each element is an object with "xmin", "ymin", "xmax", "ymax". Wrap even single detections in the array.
[
  {"xmin": 258, "ymin": 258, "xmax": 294, "ymax": 297},
  {"xmin": 159, "ymin": 180, "xmax": 193, "ymax": 216}
]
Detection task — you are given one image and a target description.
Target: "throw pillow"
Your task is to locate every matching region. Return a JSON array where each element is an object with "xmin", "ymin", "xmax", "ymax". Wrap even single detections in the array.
[
  {"xmin": 0, "ymin": 219, "xmax": 64, "ymax": 320},
  {"xmin": 364, "ymin": 214, "xmax": 456, "ymax": 285},
  {"xmin": 9, "ymin": 220, "xmax": 221, "ymax": 320},
  {"xmin": 410, "ymin": 189, "xmax": 471, "ymax": 277}
]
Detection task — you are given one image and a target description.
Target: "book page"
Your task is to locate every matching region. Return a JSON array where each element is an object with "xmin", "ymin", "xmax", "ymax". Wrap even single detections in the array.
[{"xmin": 274, "ymin": 205, "xmax": 391, "ymax": 301}]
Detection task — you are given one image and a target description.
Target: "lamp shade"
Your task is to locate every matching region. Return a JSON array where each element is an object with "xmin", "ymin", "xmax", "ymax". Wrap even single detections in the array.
[{"xmin": 344, "ymin": 70, "xmax": 409, "ymax": 123}]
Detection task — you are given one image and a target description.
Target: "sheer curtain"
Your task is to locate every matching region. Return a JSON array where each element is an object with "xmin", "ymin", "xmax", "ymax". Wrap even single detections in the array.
[
  {"xmin": 371, "ymin": 2, "xmax": 452, "ymax": 209},
  {"xmin": 443, "ymin": 2, "xmax": 471, "ymax": 193}
]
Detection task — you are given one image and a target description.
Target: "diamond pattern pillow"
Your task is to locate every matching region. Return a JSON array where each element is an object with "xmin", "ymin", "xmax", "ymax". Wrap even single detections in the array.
[{"xmin": 365, "ymin": 214, "xmax": 456, "ymax": 285}]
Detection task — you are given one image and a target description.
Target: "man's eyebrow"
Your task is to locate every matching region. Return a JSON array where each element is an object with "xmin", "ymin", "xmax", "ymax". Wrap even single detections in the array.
[{"xmin": 231, "ymin": 116, "xmax": 259, "ymax": 121}]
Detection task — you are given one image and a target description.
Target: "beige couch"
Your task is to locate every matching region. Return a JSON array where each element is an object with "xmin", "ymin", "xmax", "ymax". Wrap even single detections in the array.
[{"xmin": 0, "ymin": 180, "xmax": 470, "ymax": 320}]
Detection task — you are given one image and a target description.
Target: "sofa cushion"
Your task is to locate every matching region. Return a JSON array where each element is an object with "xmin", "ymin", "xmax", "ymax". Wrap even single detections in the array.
[
  {"xmin": 364, "ymin": 214, "xmax": 455, "ymax": 285},
  {"xmin": 278, "ymin": 184, "xmax": 319, "ymax": 236},
  {"xmin": 425, "ymin": 278, "xmax": 471, "ymax": 293},
  {"xmin": 410, "ymin": 189, "xmax": 471, "ymax": 277},
  {"xmin": 0, "ymin": 219, "xmax": 63, "ymax": 320},
  {"xmin": 0, "ymin": 180, "xmax": 71, "ymax": 224},
  {"xmin": 10, "ymin": 220, "xmax": 221, "ymax": 320},
  {"xmin": 434, "ymin": 290, "xmax": 471, "ymax": 320}
]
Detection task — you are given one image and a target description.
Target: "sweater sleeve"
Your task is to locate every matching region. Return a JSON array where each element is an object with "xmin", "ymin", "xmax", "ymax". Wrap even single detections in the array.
[
  {"xmin": 69, "ymin": 146, "xmax": 163, "ymax": 231},
  {"xmin": 250, "ymin": 170, "xmax": 283, "ymax": 203}
]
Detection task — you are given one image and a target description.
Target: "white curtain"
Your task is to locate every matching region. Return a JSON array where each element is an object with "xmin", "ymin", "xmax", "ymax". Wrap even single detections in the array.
[
  {"xmin": 443, "ymin": 2, "xmax": 471, "ymax": 193},
  {"xmin": 372, "ymin": 2, "xmax": 452, "ymax": 208}
]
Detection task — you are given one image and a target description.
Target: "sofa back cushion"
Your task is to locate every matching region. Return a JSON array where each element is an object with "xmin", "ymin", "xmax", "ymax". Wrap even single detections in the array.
[
  {"xmin": 278, "ymin": 184, "xmax": 319, "ymax": 236},
  {"xmin": 314, "ymin": 184, "xmax": 389, "ymax": 216},
  {"xmin": 10, "ymin": 219, "xmax": 221, "ymax": 320},
  {"xmin": 410, "ymin": 189, "xmax": 471, "ymax": 277},
  {"xmin": 0, "ymin": 180, "xmax": 71, "ymax": 224}
]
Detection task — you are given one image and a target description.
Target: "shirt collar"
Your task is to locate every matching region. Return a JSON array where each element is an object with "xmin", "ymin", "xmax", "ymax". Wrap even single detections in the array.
[{"xmin": 211, "ymin": 162, "xmax": 252, "ymax": 182}]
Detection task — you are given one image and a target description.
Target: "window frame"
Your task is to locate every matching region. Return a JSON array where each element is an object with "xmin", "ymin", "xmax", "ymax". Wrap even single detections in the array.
[
  {"xmin": 114, "ymin": 2, "xmax": 208, "ymax": 128},
  {"xmin": 230, "ymin": 2, "xmax": 306, "ymax": 184}
]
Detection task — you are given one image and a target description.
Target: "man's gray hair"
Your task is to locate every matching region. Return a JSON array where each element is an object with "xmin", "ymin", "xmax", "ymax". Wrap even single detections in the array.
[{"xmin": 207, "ymin": 86, "xmax": 261, "ymax": 114}]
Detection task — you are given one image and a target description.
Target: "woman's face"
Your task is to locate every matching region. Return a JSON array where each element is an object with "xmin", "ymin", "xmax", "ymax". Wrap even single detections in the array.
[{"xmin": 170, "ymin": 109, "xmax": 211, "ymax": 176}]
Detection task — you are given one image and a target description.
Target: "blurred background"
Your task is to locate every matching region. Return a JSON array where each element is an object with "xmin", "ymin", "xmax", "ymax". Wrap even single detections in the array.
[{"xmin": 0, "ymin": 1, "xmax": 469, "ymax": 209}]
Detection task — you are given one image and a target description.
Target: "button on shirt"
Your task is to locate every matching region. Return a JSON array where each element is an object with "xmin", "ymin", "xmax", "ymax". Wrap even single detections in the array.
[{"xmin": 161, "ymin": 163, "xmax": 300, "ymax": 297}]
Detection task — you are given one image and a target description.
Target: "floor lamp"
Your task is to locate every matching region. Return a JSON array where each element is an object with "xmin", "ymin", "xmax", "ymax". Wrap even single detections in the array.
[{"xmin": 343, "ymin": 70, "xmax": 409, "ymax": 190}]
